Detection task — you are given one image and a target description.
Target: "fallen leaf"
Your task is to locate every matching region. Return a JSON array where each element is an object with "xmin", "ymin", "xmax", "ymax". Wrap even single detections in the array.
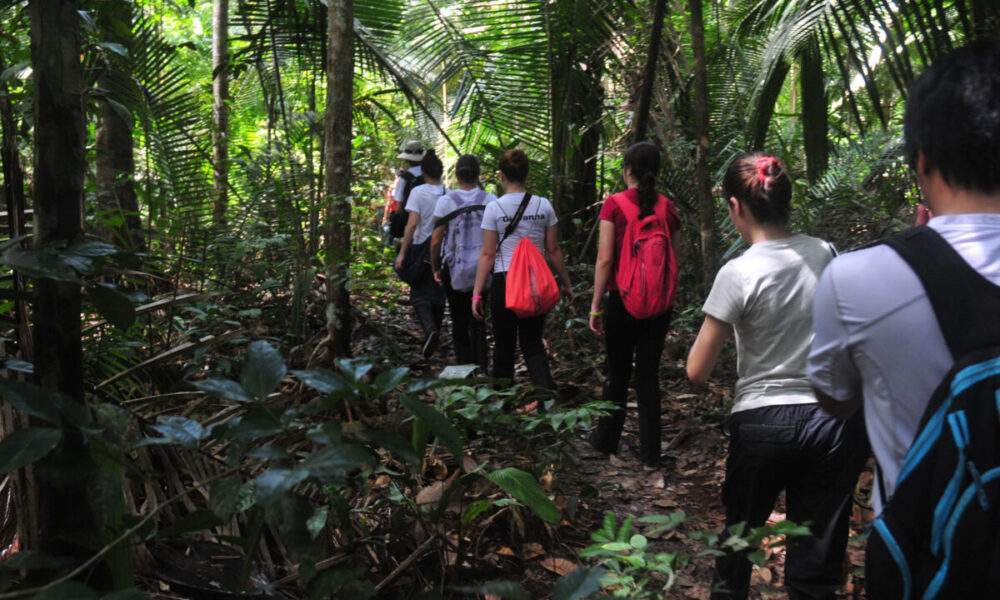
[
  {"xmin": 540, "ymin": 556, "xmax": 577, "ymax": 576},
  {"xmin": 654, "ymin": 497, "xmax": 676, "ymax": 509},
  {"xmin": 496, "ymin": 546, "xmax": 514, "ymax": 556},
  {"xmin": 608, "ymin": 454, "xmax": 626, "ymax": 468},
  {"xmin": 523, "ymin": 542, "xmax": 544, "ymax": 560}
]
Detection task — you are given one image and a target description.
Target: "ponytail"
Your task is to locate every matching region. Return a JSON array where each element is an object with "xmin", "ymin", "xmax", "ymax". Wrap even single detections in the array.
[{"xmin": 623, "ymin": 141, "xmax": 662, "ymax": 217}]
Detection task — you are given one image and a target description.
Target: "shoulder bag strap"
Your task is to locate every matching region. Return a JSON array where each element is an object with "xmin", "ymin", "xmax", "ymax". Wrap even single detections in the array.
[
  {"xmin": 434, "ymin": 204, "xmax": 485, "ymax": 229},
  {"xmin": 498, "ymin": 193, "xmax": 532, "ymax": 247},
  {"xmin": 885, "ymin": 226, "xmax": 1000, "ymax": 357}
]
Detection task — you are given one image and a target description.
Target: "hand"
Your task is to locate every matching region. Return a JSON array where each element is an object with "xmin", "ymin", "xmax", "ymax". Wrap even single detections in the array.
[
  {"xmin": 433, "ymin": 270, "xmax": 443, "ymax": 284},
  {"xmin": 472, "ymin": 294, "xmax": 485, "ymax": 321},
  {"xmin": 589, "ymin": 312, "xmax": 603, "ymax": 336},
  {"xmin": 394, "ymin": 254, "xmax": 404, "ymax": 271}
]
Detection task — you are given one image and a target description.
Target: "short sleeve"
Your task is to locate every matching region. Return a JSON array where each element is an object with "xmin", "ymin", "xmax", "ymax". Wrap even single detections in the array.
[
  {"xmin": 432, "ymin": 196, "xmax": 451, "ymax": 220},
  {"xmin": 702, "ymin": 262, "xmax": 744, "ymax": 325},
  {"xmin": 598, "ymin": 196, "xmax": 619, "ymax": 222},
  {"xmin": 808, "ymin": 263, "xmax": 862, "ymax": 401},
  {"xmin": 544, "ymin": 199, "xmax": 558, "ymax": 227},
  {"xmin": 392, "ymin": 175, "xmax": 406, "ymax": 203},
  {"xmin": 482, "ymin": 203, "xmax": 499, "ymax": 231},
  {"xmin": 405, "ymin": 188, "xmax": 422, "ymax": 213}
]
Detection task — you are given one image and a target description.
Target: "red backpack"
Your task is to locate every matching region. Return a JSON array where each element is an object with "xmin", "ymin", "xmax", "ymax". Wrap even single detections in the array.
[{"xmin": 613, "ymin": 193, "xmax": 677, "ymax": 320}]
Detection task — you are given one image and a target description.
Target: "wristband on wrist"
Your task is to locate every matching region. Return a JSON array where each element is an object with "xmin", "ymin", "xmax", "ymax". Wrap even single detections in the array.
[
  {"xmin": 473, "ymin": 293, "xmax": 483, "ymax": 302},
  {"xmin": 589, "ymin": 310, "xmax": 603, "ymax": 317}
]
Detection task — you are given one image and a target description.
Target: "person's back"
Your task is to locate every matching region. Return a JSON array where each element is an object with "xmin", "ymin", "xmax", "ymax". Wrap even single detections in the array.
[{"xmin": 716, "ymin": 234, "xmax": 834, "ymax": 412}]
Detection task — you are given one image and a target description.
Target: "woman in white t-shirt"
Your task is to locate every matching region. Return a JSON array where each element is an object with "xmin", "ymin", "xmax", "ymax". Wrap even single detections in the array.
[
  {"xmin": 395, "ymin": 149, "xmax": 448, "ymax": 358},
  {"xmin": 686, "ymin": 153, "xmax": 867, "ymax": 600},
  {"xmin": 471, "ymin": 149, "xmax": 573, "ymax": 394}
]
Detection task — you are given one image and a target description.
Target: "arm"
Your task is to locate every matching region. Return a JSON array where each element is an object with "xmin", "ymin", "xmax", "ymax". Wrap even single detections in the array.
[
  {"xmin": 589, "ymin": 221, "xmax": 616, "ymax": 335},
  {"xmin": 808, "ymin": 263, "xmax": 863, "ymax": 420},
  {"xmin": 686, "ymin": 315, "xmax": 733, "ymax": 385},
  {"xmin": 430, "ymin": 225, "xmax": 445, "ymax": 283},
  {"xmin": 545, "ymin": 225, "xmax": 573, "ymax": 299},
  {"xmin": 395, "ymin": 211, "xmax": 421, "ymax": 270},
  {"xmin": 472, "ymin": 229, "xmax": 498, "ymax": 320},
  {"xmin": 814, "ymin": 388, "xmax": 861, "ymax": 419}
]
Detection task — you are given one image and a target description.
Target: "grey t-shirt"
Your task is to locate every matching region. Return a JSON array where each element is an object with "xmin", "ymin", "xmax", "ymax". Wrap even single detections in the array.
[
  {"xmin": 808, "ymin": 214, "xmax": 1000, "ymax": 513},
  {"xmin": 481, "ymin": 193, "xmax": 558, "ymax": 273},
  {"xmin": 703, "ymin": 234, "xmax": 835, "ymax": 414},
  {"xmin": 405, "ymin": 183, "xmax": 447, "ymax": 244}
]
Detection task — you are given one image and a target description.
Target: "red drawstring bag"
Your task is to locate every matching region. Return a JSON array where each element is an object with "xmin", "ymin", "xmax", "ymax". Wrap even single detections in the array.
[
  {"xmin": 614, "ymin": 193, "xmax": 677, "ymax": 320},
  {"xmin": 505, "ymin": 237, "xmax": 560, "ymax": 318}
]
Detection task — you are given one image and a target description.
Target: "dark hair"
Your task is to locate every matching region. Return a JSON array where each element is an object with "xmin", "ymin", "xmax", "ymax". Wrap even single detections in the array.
[
  {"xmin": 623, "ymin": 142, "xmax": 661, "ymax": 217},
  {"xmin": 904, "ymin": 41, "xmax": 1000, "ymax": 195},
  {"xmin": 498, "ymin": 148, "xmax": 529, "ymax": 184},
  {"xmin": 455, "ymin": 154, "xmax": 481, "ymax": 185},
  {"xmin": 722, "ymin": 152, "xmax": 792, "ymax": 226},
  {"xmin": 421, "ymin": 148, "xmax": 444, "ymax": 180}
]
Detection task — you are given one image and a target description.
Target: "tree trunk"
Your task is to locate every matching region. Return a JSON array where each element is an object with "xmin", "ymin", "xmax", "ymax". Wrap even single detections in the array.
[
  {"xmin": 212, "ymin": 0, "xmax": 230, "ymax": 225},
  {"xmin": 689, "ymin": 0, "xmax": 715, "ymax": 290},
  {"xmin": 800, "ymin": 37, "xmax": 828, "ymax": 183},
  {"xmin": 30, "ymin": 0, "xmax": 102, "ymax": 572},
  {"xmin": 0, "ymin": 80, "xmax": 30, "ymax": 359},
  {"xmin": 324, "ymin": 0, "xmax": 353, "ymax": 358},
  {"xmin": 96, "ymin": 0, "xmax": 143, "ymax": 252},
  {"xmin": 632, "ymin": 0, "xmax": 668, "ymax": 143}
]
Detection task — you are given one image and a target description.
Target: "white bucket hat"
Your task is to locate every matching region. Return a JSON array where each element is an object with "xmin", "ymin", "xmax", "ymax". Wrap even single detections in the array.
[{"xmin": 397, "ymin": 139, "xmax": 427, "ymax": 162}]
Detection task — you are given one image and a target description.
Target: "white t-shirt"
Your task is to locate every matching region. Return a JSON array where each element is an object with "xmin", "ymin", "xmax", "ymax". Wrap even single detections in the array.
[
  {"xmin": 703, "ymin": 234, "xmax": 835, "ymax": 414},
  {"xmin": 433, "ymin": 188, "xmax": 498, "ymax": 222},
  {"xmin": 808, "ymin": 214, "xmax": 1000, "ymax": 513},
  {"xmin": 393, "ymin": 165, "xmax": 422, "ymax": 204},
  {"xmin": 481, "ymin": 193, "xmax": 558, "ymax": 273},
  {"xmin": 405, "ymin": 183, "xmax": 447, "ymax": 245}
]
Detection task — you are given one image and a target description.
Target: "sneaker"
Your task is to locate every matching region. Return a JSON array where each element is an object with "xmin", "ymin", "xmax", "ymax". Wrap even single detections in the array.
[{"xmin": 422, "ymin": 329, "xmax": 440, "ymax": 358}]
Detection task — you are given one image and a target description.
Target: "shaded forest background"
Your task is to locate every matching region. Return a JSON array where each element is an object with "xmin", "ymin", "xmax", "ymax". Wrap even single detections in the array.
[{"xmin": 0, "ymin": 0, "xmax": 996, "ymax": 598}]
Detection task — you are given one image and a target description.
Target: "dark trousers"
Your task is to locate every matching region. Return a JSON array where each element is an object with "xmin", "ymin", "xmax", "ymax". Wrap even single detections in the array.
[
  {"xmin": 712, "ymin": 404, "xmax": 868, "ymax": 600},
  {"xmin": 410, "ymin": 267, "xmax": 444, "ymax": 336},
  {"xmin": 489, "ymin": 272, "xmax": 555, "ymax": 390},
  {"xmin": 443, "ymin": 272, "xmax": 488, "ymax": 370},
  {"xmin": 590, "ymin": 291, "xmax": 670, "ymax": 466}
]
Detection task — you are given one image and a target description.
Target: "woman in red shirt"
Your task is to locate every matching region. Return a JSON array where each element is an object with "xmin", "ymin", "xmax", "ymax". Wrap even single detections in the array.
[{"xmin": 588, "ymin": 141, "xmax": 680, "ymax": 467}]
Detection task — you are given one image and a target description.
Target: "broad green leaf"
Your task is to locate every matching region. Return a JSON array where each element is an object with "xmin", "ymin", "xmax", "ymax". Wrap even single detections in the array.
[
  {"xmin": 66, "ymin": 241, "xmax": 118, "ymax": 257},
  {"xmin": 399, "ymin": 395, "xmax": 464, "ymax": 460},
  {"xmin": 485, "ymin": 468, "xmax": 559, "ymax": 524},
  {"xmin": 0, "ymin": 427, "xmax": 61, "ymax": 474},
  {"xmin": 241, "ymin": 341, "xmax": 287, "ymax": 398},
  {"xmin": 291, "ymin": 368, "xmax": 346, "ymax": 395},
  {"xmin": 140, "ymin": 416, "xmax": 208, "ymax": 448},
  {"xmin": 356, "ymin": 428, "xmax": 420, "ymax": 468},
  {"xmin": 551, "ymin": 566, "xmax": 606, "ymax": 600},
  {"xmin": 97, "ymin": 41, "xmax": 129, "ymax": 56},
  {"xmin": 88, "ymin": 283, "xmax": 136, "ymax": 330},
  {"xmin": 2, "ymin": 247, "xmax": 78, "ymax": 282},
  {"xmin": 462, "ymin": 499, "xmax": 492, "ymax": 525},
  {"xmin": 307, "ymin": 505, "xmax": 329, "ymax": 539},
  {"xmin": 303, "ymin": 444, "xmax": 374, "ymax": 481},
  {"xmin": 0, "ymin": 380, "xmax": 62, "ymax": 424},
  {"xmin": 2, "ymin": 359, "xmax": 33, "ymax": 374},
  {"xmin": 629, "ymin": 534, "xmax": 648, "ymax": 550},
  {"xmin": 254, "ymin": 468, "xmax": 308, "ymax": 505},
  {"xmin": 209, "ymin": 476, "xmax": 244, "ymax": 520},
  {"xmin": 335, "ymin": 359, "xmax": 373, "ymax": 382},
  {"xmin": 192, "ymin": 378, "xmax": 251, "ymax": 403},
  {"xmin": 221, "ymin": 405, "xmax": 283, "ymax": 441},
  {"xmin": 373, "ymin": 367, "xmax": 409, "ymax": 394}
]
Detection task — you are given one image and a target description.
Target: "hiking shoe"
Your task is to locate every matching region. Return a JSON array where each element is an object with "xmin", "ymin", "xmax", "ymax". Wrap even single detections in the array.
[{"xmin": 422, "ymin": 329, "xmax": 440, "ymax": 358}]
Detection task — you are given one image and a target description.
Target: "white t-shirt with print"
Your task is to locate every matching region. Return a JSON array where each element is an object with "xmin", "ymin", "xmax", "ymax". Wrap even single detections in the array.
[
  {"xmin": 481, "ymin": 193, "xmax": 558, "ymax": 273},
  {"xmin": 405, "ymin": 183, "xmax": 447, "ymax": 245},
  {"xmin": 703, "ymin": 234, "xmax": 835, "ymax": 414},
  {"xmin": 393, "ymin": 165, "xmax": 422, "ymax": 204},
  {"xmin": 808, "ymin": 214, "xmax": 1000, "ymax": 513}
]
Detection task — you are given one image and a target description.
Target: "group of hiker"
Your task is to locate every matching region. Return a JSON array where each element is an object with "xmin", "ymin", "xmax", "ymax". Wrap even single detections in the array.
[{"xmin": 382, "ymin": 41, "xmax": 1000, "ymax": 599}]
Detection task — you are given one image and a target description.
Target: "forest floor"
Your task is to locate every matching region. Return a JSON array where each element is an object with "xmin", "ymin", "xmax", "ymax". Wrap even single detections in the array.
[{"xmin": 360, "ymin": 277, "xmax": 871, "ymax": 599}]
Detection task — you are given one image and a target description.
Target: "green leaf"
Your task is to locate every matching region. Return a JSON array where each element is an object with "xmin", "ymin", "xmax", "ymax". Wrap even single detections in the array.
[
  {"xmin": 0, "ymin": 61, "xmax": 30, "ymax": 82},
  {"xmin": 241, "ymin": 341, "xmax": 287, "ymax": 399},
  {"xmin": 291, "ymin": 369, "xmax": 346, "ymax": 395},
  {"xmin": 303, "ymin": 444, "xmax": 374, "ymax": 481},
  {"xmin": 140, "ymin": 416, "xmax": 208, "ymax": 448},
  {"xmin": 356, "ymin": 428, "xmax": 420, "ymax": 468},
  {"xmin": 462, "ymin": 499, "xmax": 492, "ymax": 525},
  {"xmin": 2, "ymin": 247, "xmax": 78, "ymax": 282},
  {"xmin": 307, "ymin": 506, "xmax": 329, "ymax": 539},
  {"xmin": 373, "ymin": 367, "xmax": 409, "ymax": 394},
  {"xmin": 629, "ymin": 534, "xmax": 648, "ymax": 550},
  {"xmin": 551, "ymin": 566, "xmax": 606, "ymax": 600},
  {"xmin": 399, "ymin": 395, "xmax": 465, "ymax": 460},
  {"xmin": 0, "ymin": 427, "xmax": 61, "ymax": 474},
  {"xmin": 97, "ymin": 41, "xmax": 129, "ymax": 56},
  {"xmin": 209, "ymin": 476, "xmax": 243, "ymax": 520},
  {"xmin": 2, "ymin": 359, "xmax": 33, "ymax": 374},
  {"xmin": 66, "ymin": 241, "xmax": 118, "ymax": 257},
  {"xmin": 254, "ymin": 468, "xmax": 308, "ymax": 505},
  {"xmin": 0, "ymin": 380, "xmax": 62, "ymax": 425},
  {"xmin": 192, "ymin": 378, "xmax": 251, "ymax": 403},
  {"xmin": 335, "ymin": 359, "xmax": 373, "ymax": 382},
  {"xmin": 485, "ymin": 468, "xmax": 559, "ymax": 524},
  {"xmin": 88, "ymin": 283, "xmax": 136, "ymax": 330}
]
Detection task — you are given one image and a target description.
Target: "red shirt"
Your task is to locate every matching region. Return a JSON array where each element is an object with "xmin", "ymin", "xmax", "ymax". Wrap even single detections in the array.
[{"xmin": 598, "ymin": 188, "xmax": 680, "ymax": 289}]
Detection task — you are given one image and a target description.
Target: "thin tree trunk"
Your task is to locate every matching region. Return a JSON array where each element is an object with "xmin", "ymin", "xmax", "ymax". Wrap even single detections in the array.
[
  {"xmin": 800, "ymin": 38, "xmax": 828, "ymax": 183},
  {"xmin": 633, "ymin": 0, "xmax": 668, "ymax": 143},
  {"xmin": 96, "ymin": 0, "xmax": 143, "ymax": 252},
  {"xmin": 0, "ymin": 81, "xmax": 30, "ymax": 359},
  {"xmin": 212, "ymin": 0, "xmax": 229, "ymax": 225},
  {"xmin": 689, "ymin": 0, "xmax": 715, "ymax": 290},
  {"xmin": 30, "ymin": 0, "xmax": 102, "ymax": 575},
  {"xmin": 324, "ymin": 0, "xmax": 353, "ymax": 358}
]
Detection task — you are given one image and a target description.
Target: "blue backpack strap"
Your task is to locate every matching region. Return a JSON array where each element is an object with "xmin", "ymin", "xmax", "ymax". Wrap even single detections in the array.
[{"xmin": 884, "ymin": 226, "xmax": 1000, "ymax": 358}]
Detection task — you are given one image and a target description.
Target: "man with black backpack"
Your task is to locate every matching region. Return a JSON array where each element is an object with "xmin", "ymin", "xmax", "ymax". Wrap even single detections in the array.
[
  {"xmin": 385, "ymin": 139, "xmax": 427, "ymax": 241},
  {"xmin": 808, "ymin": 42, "xmax": 1000, "ymax": 598}
]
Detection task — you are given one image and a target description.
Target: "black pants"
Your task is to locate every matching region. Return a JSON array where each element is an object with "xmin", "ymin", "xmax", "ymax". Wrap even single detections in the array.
[
  {"xmin": 443, "ymin": 271, "xmax": 488, "ymax": 370},
  {"xmin": 590, "ymin": 291, "xmax": 670, "ymax": 466},
  {"xmin": 410, "ymin": 267, "xmax": 445, "ymax": 336},
  {"xmin": 712, "ymin": 404, "xmax": 868, "ymax": 600},
  {"xmin": 489, "ymin": 272, "xmax": 555, "ymax": 390}
]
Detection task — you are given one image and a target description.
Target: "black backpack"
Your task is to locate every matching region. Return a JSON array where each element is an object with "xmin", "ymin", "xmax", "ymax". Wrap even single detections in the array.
[
  {"xmin": 866, "ymin": 226, "xmax": 1000, "ymax": 599},
  {"xmin": 389, "ymin": 170, "xmax": 425, "ymax": 239}
]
